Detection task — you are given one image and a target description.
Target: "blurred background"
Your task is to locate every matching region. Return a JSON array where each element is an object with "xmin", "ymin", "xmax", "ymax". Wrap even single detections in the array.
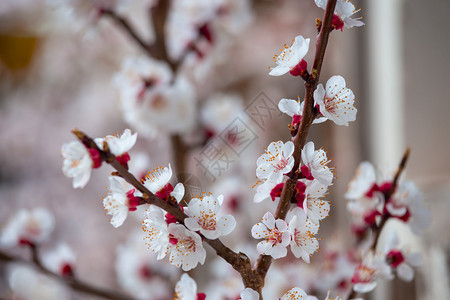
[{"xmin": 0, "ymin": 0, "xmax": 448, "ymax": 299}]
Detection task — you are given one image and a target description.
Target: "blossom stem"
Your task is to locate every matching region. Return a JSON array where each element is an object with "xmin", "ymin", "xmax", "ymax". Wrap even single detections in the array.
[
  {"xmin": 0, "ymin": 247, "xmax": 134, "ymax": 300},
  {"xmin": 254, "ymin": 1, "xmax": 338, "ymax": 291},
  {"xmin": 347, "ymin": 148, "xmax": 410, "ymax": 299}
]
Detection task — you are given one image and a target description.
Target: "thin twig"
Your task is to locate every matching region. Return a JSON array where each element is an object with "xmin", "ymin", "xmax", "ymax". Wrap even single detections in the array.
[
  {"xmin": 102, "ymin": 1, "xmax": 179, "ymax": 72},
  {"xmin": 0, "ymin": 248, "xmax": 133, "ymax": 300},
  {"xmin": 347, "ymin": 148, "xmax": 410, "ymax": 299},
  {"xmin": 101, "ymin": 8, "xmax": 152, "ymax": 54}
]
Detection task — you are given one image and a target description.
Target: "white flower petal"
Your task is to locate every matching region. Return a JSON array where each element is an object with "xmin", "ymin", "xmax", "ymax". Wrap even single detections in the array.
[
  {"xmin": 171, "ymin": 183, "xmax": 185, "ymax": 203},
  {"xmin": 269, "ymin": 65, "xmax": 291, "ymax": 76},
  {"xmin": 257, "ymin": 240, "xmax": 274, "ymax": 255},
  {"xmin": 278, "ymin": 98, "xmax": 301, "ymax": 117},
  {"xmin": 397, "ymin": 263, "xmax": 414, "ymax": 282},
  {"xmin": 217, "ymin": 215, "xmax": 236, "ymax": 236},
  {"xmin": 405, "ymin": 253, "xmax": 422, "ymax": 267},
  {"xmin": 270, "ymin": 244, "xmax": 287, "ymax": 259},
  {"xmin": 353, "ymin": 282, "xmax": 377, "ymax": 293},
  {"xmin": 251, "ymin": 223, "xmax": 268, "ymax": 239},
  {"xmin": 240, "ymin": 288, "xmax": 259, "ymax": 300}
]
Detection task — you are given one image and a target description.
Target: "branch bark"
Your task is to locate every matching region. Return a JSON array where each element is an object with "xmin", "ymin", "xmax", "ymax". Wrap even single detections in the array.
[{"xmin": 102, "ymin": 1, "xmax": 178, "ymax": 72}]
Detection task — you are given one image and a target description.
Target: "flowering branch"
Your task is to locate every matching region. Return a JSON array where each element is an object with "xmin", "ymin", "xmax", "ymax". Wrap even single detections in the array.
[
  {"xmin": 347, "ymin": 148, "xmax": 411, "ymax": 300},
  {"xmin": 371, "ymin": 148, "xmax": 410, "ymax": 251},
  {"xmin": 72, "ymin": 129, "xmax": 260, "ymax": 289},
  {"xmin": 0, "ymin": 248, "xmax": 134, "ymax": 300},
  {"xmin": 255, "ymin": 0, "xmax": 338, "ymax": 285}
]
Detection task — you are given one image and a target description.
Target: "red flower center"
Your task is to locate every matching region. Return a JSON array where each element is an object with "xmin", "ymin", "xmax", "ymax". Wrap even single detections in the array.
[
  {"xmin": 289, "ymin": 59, "xmax": 308, "ymax": 77},
  {"xmin": 331, "ymin": 14, "xmax": 344, "ymax": 31},
  {"xmin": 386, "ymin": 250, "xmax": 405, "ymax": 268},
  {"xmin": 155, "ymin": 183, "xmax": 174, "ymax": 200},
  {"xmin": 88, "ymin": 148, "xmax": 102, "ymax": 169},
  {"xmin": 139, "ymin": 265, "xmax": 152, "ymax": 280},
  {"xmin": 270, "ymin": 183, "xmax": 285, "ymax": 201},
  {"xmin": 300, "ymin": 165, "xmax": 314, "ymax": 180},
  {"xmin": 61, "ymin": 263, "xmax": 74, "ymax": 277}
]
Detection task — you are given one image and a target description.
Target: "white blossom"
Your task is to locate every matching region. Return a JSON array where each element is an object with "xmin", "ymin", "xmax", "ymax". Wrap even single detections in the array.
[
  {"xmin": 118, "ymin": 70, "xmax": 197, "ymax": 138},
  {"xmin": 346, "ymin": 192, "xmax": 383, "ymax": 224},
  {"xmin": 383, "ymin": 231, "xmax": 422, "ymax": 282},
  {"xmin": 43, "ymin": 243, "xmax": 76, "ymax": 276},
  {"xmin": 103, "ymin": 176, "xmax": 138, "ymax": 228},
  {"xmin": 0, "ymin": 208, "xmax": 54, "ymax": 247},
  {"xmin": 301, "ymin": 141, "xmax": 333, "ymax": 186},
  {"xmin": 256, "ymin": 140, "xmax": 295, "ymax": 182},
  {"xmin": 303, "ymin": 180, "xmax": 330, "ymax": 224},
  {"xmin": 143, "ymin": 165, "xmax": 173, "ymax": 193},
  {"xmin": 351, "ymin": 252, "xmax": 392, "ymax": 293},
  {"xmin": 201, "ymin": 93, "xmax": 246, "ymax": 135},
  {"xmin": 166, "ymin": 0, "xmax": 220, "ymax": 60},
  {"xmin": 8, "ymin": 265, "xmax": 69, "ymax": 300},
  {"xmin": 142, "ymin": 164, "xmax": 184, "ymax": 202},
  {"xmin": 269, "ymin": 35, "xmax": 310, "ymax": 76},
  {"xmin": 94, "ymin": 129, "xmax": 137, "ymax": 156},
  {"xmin": 253, "ymin": 179, "xmax": 283, "ymax": 203},
  {"xmin": 345, "ymin": 161, "xmax": 377, "ymax": 200},
  {"xmin": 251, "ymin": 212, "xmax": 290, "ymax": 259},
  {"xmin": 174, "ymin": 273, "xmax": 202, "ymax": 300},
  {"xmin": 315, "ymin": 0, "xmax": 364, "ymax": 29},
  {"xmin": 142, "ymin": 206, "xmax": 170, "ymax": 260},
  {"xmin": 168, "ymin": 223, "xmax": 206, "ymax": 271},
  {"xmin": 61, "ymin": 140, "xmax": 93, "ymax": 188},
  {"xmin": 116, "ymin": 231, "xmax": 174, "ymax": 299},
  {"xmin": 407, "ymin": 192, "xmax": 432, "ymax": 236},
  {"xmin": 314, "ymin": 75, "xmax": 357, "ymax": 126},
  {"xmin": 280, "ymin": 287, "xmax": 318, "ymax": 300},
  {"xmin": 287, "ymin": 207, "xmax": 319, "ymax": 263},
  {"xmin": 278, "ymin": 98, "xmax": 326, "ymax": 124},
  {"xmin": 113, "ymin": 55, "xmax": 172, "ymax": 100},
  {"xmin": 390, "ymin": 181, "xmax": 431, "ymax": 235},
  {"xmin": 185, "ymin": 194, "xmax": 236, "ymax": 239}
]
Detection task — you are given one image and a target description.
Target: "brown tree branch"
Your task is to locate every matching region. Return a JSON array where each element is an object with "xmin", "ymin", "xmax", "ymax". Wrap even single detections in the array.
[
  {"xmin": 149, "ymin": 1, "xmax": 173, "ymax": 67},
  {"xmin": 255, "ymin": 0, "xmax": 338, "ymax": 290},
  {"xmin": 102, "ymin": 1, "xmax": 178, "ymax": 73},
  {"xmin": 72, "ymin": 130, "xmax": 260, "ymax": 290},
  {"xmin": 171, "ymin": 134, "xmax": 188, "ymax": 187},
  {"xmin": 0, "ymin": 247, "xmax": 133, "ymax": 300}
]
